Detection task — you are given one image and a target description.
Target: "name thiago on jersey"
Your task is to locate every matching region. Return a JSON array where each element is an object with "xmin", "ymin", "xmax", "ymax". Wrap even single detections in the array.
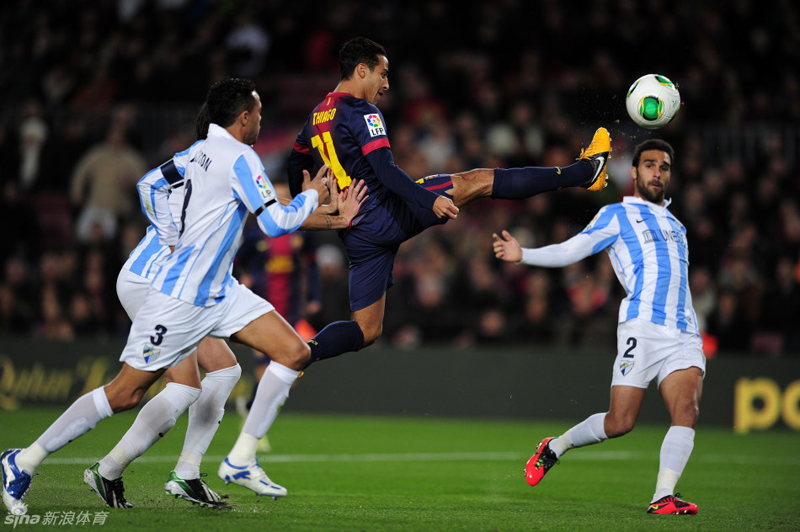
[{"xmin": 313, "ymin": 108, "xmax": 337, "ymax": 125}]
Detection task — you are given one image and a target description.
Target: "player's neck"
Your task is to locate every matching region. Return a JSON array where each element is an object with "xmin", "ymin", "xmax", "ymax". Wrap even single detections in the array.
[{"xmin": 333, "ymin": 80, "xmax": 366, "ymax": 100}]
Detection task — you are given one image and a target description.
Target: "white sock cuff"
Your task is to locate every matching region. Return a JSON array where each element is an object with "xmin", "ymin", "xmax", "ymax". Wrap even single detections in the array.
[
  {"xmin": 266, "ymin": 362, "xmax": 300, "ymax": 385},
  {"xmin": 666, "ymin": 425, "xmax": 695, "ymax": 441},
  {"xmin": 203, "ymin": 363, "xmax": 242, "ymax": 380},
  {"xmin": 92, "ymin": 387, "xmax": 114, "ymax": 419},
  {"xmin": 164, "ymin": 382, "xmax": 202, "ymax": 405}
]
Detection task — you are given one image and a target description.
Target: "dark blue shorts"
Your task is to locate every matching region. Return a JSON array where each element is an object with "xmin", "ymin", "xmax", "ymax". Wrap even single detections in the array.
[{"xmin": 342, "ymin": 174, "xmax": 453, "ymax": 311}]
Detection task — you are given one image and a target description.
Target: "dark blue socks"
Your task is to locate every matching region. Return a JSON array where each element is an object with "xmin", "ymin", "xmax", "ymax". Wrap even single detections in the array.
[
  {"xmin": 306, "ymin": 320, "xmax": 365, "ymax": 367},
  {"xmin": 492, "ymin": 161, "xmax": 591, "ymax": 199}
]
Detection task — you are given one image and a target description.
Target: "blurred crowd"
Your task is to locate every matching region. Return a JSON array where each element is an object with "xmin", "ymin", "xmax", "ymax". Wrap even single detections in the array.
[{"xmin": 0, "ymin": 0, "xmax": 799, "ymax": 356}]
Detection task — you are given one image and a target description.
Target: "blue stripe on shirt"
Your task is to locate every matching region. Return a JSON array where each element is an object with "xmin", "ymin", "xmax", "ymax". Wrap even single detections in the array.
[
  {"xmin": 194, "ymin": 202, "xmax": 248, "ymax": 305},
  {"xmin": 667, "ymin": 216, "xmax": 689, "ymax": 330},
  {"xmin": 149, "ymin": 176, "xmax": 169, "ymax": 222},
  {"xmin": 233, "ymin": 155, "xmax": 267, "ymax": 211},
  {"xmin": 636, "ymin": 204, "xmax": 670, "ymax": 325},
  {"xmin": 161, "ymin": 245, "xmax": 195, "ymax": 294},
  {"xmin": 129, "ymin": 230, "xmax": 163, "ymax": 276},
  {"xmin": 619, "ymin": 209, "xmax": 644, "ymax": 321}
]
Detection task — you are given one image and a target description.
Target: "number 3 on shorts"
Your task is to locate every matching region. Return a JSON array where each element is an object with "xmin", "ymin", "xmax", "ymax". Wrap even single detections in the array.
[{"xmin": 150, "ymin": 324, "xmax": 168, "ymax": 346}]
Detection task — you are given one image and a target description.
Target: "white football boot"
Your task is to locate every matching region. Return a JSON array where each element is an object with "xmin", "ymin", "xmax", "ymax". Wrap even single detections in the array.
[{"xmin": 218, "ymin": 457, "xmax": 287, "ymax": 500}]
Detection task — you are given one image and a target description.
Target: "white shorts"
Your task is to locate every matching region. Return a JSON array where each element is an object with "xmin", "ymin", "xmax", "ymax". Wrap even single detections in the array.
[
  {"xmin": 611, "ymin": 319, "xmax": 706, "ymax": 389},
  {"xmin": 116, "ymin": 268, "xmax": 151, "ymax": 320},
  {"xmin": 119, "ymin": 281, "xmax": 273, "ymax": 371}
]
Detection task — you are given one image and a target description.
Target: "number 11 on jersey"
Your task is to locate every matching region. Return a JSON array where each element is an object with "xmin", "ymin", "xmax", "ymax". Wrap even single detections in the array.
[{"xmin": 311, "ymin": 132, "xmax": 352, "ymax": 189}]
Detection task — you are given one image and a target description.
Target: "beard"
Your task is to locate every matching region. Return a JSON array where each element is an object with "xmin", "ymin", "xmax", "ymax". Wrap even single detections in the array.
[{"xmin": 635, "ymin": 176, "xmax": 665, "ymax": 204}]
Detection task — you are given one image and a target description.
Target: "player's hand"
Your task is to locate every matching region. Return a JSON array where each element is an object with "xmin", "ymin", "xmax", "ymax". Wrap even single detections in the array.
[
  {"xmin": 492, "ymin": 230, "xmax": 523, "ymax": 263},
  {"xmin": 303, "ymin": 164, "xmax": 331, "ymax": 204},
  {"xmin": 315, "ymin": 174, "xmax": 340, "ymax": 215},
  {"xmin": 433, "ymin": 196, "xmax": 459, "ymax": 220},
  {"xmin": 339, "ymin": 179, "xmax": 368, "ymax": 223}
]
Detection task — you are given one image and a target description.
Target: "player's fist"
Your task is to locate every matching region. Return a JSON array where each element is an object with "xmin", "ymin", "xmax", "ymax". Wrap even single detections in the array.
[
  {"xmin": 433, "ymin": 196, "xmax": 458, "ymax": 220},
  {"xmin": 492, "ymin": 230, "xmax": 523, "ymax": 263},
  {"xmin": 303, "ymin": 164, "xmax": 331, "ymax": 204}
]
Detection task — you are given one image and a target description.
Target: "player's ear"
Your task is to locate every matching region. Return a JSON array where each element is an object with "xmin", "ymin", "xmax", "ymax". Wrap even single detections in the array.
[{"xmin": 630, "ymin": 166, "xmax": 637, "ymax": 182}]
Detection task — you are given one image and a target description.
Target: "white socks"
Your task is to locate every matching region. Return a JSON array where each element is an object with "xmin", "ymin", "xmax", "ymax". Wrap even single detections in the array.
[
  {"xmin": 98, "ymin": 383, "xmax": 201, "ymax": 480},
  {"xmin": 17, "ymin": 388, "xmax": 113, "ymax": 473},
  {"xmin": 227, "ymin": 362, "xmax": 298, "ymax": 465},
  {"xmin": 652, "ymin": 425, "xmax": 695, "ymax": 502},
  {"xmin": 174, "ymin": 364, "xmax": 241, "ymax": 479},
  {"xmin": 551, "ymin": 413, "xmax": 608, "ymax": 459}
]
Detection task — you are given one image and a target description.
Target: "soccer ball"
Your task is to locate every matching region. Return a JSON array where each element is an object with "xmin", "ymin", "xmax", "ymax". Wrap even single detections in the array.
[{"xmin": 625, "ymin": 74, "xmax": 681, "ymax": 129}]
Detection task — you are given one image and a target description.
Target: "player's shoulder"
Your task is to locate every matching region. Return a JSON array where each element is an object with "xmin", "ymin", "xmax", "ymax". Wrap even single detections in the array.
[{"xmin": 173, "ymin": 139, "xmax": 203, "ymax": 169}]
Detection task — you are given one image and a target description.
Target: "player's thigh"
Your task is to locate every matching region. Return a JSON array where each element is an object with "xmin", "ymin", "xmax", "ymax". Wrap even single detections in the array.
[
  {"xmin": 230, "ymin": 310, "xmax": 309, "ymax": 369},
  {"xmin": 352, "ymin": 294, "xmax": 386, "ymax": 345},
  {"xmin": 196, "ymin": 338, "xmax": 237, "ymax": 373},
  {"xmin": 659, "ymin": 366, "xmax": 703, "ymax": 428},
  {"xmin": 343, "ymin": 232, "xmax": 397, "ymax": 315},
  {"xmin": 606, "ymin": 385, "xmax": 647, "ymax": 436},
  {"xmin": 164, "ymin": 352, "xmax": 202, "ymax": 388}
]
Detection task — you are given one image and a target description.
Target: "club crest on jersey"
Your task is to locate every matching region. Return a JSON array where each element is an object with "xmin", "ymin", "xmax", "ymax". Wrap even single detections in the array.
[
  {"xmin": 255, "ymin": 174, "xmax": 275, "ymax": 201},
  {"xmin": 143, "ymin": 345, "xmax": 161, "ymax": 364},
  {"xmin": 364, "ymin": 114, "xmax": 385, "ymax": 137},
  {"xmin": 620, "ymin": 360, "xmax": 634, "ymax": 376}
]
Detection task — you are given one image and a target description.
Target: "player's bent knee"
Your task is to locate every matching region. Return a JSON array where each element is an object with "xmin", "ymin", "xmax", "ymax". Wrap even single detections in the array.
[
  {"xmin": 361, "ymin": 323, "xmax": 383, "ymax": 347},
  {"xmin": 605, "ymin": 416, "xmax": 636, "ymax": 438},
  {"xmin": 283, "ymin": 342, "xmax": 311, "ymax": 370},
  {"xmin": 105, "ymin": 387, "xmax": 146, "ymax": 413}
]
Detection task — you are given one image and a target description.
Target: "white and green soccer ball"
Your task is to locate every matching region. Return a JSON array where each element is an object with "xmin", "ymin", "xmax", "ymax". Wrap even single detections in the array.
[{"xmin": 625, "ymin": 74, "xmax": 681, "ymax": 129}]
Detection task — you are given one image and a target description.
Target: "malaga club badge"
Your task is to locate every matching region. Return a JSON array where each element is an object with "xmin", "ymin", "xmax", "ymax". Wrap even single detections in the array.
[
  {"xmin": 620, "ymin": 360, "xmax": 634, "ymax": 376},
  {"xmin": 143, "ymin": 345, "xmax": 161, "ymax": 364}
]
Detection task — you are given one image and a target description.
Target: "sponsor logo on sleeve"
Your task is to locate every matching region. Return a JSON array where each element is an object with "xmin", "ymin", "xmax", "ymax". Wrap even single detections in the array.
[
  {"xmin": 364, "ymin": 114, "xmax": 386, "ymax": 137},
  {"xmin": 255, "ymin": 175, "xmax": 275, "ymax": 201}
]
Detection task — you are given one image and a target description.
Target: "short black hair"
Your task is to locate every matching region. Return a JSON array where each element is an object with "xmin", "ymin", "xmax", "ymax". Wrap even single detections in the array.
[
  {"xmin": 632, "ymin": 139, "xmax": 675, "ymax": 167},
  {"xmin": 339, "ymin": 37, "xmax": 386, "ymax": 81},
  {"xmin": 205, "ymin": 78, "xmax": 257, "ymax": 128}
]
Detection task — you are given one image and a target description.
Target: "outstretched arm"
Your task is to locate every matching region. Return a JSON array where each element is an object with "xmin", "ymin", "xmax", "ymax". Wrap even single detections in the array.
[
  {"xmin": 366, "ymin": 147, "xmax": 457, "ymax": 220},
  {"xmin": 294, "ymin": 178, "xmax": 368, "ymax": 231},
  {"xmin": 493, "ymin": 230, "xmax": 595, "ymax": 267}
]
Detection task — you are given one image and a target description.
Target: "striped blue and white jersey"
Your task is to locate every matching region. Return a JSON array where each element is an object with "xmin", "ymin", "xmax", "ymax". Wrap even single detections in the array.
[
  {"xmin": 122, "ymin": 149, "xmax": 193, "ymax": 279},
  {"xmin": 148, "ymin": 124, "xmax": 319, "ymax": 307},
  {"xmin": 520, "ymin": 196, "xmax": 698, "ymax": 335}
]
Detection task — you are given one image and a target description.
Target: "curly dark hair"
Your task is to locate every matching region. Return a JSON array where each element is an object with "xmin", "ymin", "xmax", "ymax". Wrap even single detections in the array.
[
  {"xmin": 205, "ymin": 78, "xmax": 257, "ymax": 128},
  {"xmin": 339, "ymin": 37, "xmax": 386, "ymax": 81},
  {"xmin": 632, "ymin": 139, "xmax": 675, "ymax": 167}
]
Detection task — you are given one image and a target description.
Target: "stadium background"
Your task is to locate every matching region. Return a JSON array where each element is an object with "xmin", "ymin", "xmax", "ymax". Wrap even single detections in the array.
[{"xmin": 0, "ymin": 0, "xmax": 798, "ymax": 432}]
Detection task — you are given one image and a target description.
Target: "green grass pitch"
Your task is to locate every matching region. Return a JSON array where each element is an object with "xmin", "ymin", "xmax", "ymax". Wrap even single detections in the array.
[{"xmin": 1, "ymin": 408, "xmax": 799, "ymax": 531}]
